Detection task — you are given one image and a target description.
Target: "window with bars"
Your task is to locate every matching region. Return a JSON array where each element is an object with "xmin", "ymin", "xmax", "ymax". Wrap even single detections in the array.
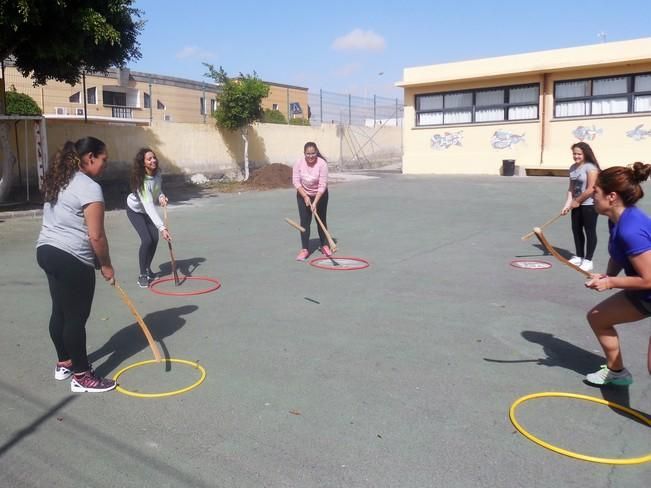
[
  {"xmin": 415, "ymin": 84, "xmax": 539, "ymax": 127},
  {"xmin": 554, "ymin": 73, "xmax": 651, "ymax": 118}
]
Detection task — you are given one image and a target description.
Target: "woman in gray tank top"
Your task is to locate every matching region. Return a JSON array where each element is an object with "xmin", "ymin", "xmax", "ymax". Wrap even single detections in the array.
[{"xmin": 560, "ymin": 142, "xmax": 600, "ymax": 272}]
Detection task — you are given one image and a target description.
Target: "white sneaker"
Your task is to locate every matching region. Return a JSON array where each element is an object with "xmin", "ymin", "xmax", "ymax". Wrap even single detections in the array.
[
  {"xmin": 579, "ymin": 259, "xmax": 594, "ymax": 272},
  {"xmin": 585, "ymin": 365, "xmax": 632, "ymax": 386},
  {"xmin": 569, "ymin": 256, "xmax": 583, "ymax": 266}
]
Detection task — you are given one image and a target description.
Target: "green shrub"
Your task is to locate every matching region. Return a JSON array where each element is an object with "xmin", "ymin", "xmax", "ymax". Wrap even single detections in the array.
[
  {"xmin": 262, "ymin": 108, "xmax": 287, "ymax": 124},
  {"xmin": 6, "ymin": 88, "xmax": 42, "ymax": 116},
  {"xmin": 289, "ymin": 117, "xmax": 310, "ymax": 126}
]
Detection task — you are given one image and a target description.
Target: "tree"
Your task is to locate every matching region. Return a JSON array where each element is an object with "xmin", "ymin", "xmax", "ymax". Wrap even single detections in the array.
[
  {"xmin": 204, "ymin": 64, "xmax": 269, "ymax": 181},
  {"xmin": 0, "ymin": 0, "xmax": 143, "ymax": 202},
  {"xmin": 6, "ymin": 87, "xmax": 41, "ymax": 116}
]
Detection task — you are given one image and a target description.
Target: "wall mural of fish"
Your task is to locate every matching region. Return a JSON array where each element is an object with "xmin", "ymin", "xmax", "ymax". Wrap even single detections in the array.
[
  {"xmin": 626, "ymin": 124, "xmax": 651, "ymax": 141},
  {"xmin": 431, "ymin": 131, "xmax": 463, "ymax": 150},
  {"xmin": 490, "ymin": 130, "xmax": 525, "ymax": 149},
  {"xmin": 572, "ymin": 125, "xmax": 603, "ymax": 141}
]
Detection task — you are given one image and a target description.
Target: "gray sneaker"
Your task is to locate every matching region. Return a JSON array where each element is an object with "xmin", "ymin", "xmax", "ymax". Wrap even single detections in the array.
[
  {"xmin": 137, "ymin": 275, "xmax": 149, "ymax": 288},
  {"xmin": 585, "ymin": 365, "xmax": 632, "ymax": 386}
]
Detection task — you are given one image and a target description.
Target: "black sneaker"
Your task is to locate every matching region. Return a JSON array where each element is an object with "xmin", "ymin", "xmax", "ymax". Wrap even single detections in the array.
[
  {"xmin": 146, "ymin": 269, "xmax": 157, "ymax": 282},
  {"xmin": 137, "ymin": 275, "xmax": 149, "ymax": 288},
  {"xmin": 70, "ymin": 371, "xmax": 116, "ymax": 393}
]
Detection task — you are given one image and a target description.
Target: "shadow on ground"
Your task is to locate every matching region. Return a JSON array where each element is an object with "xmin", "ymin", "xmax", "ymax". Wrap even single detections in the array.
[
  {"xmin": 89, "ymin": 305, "xmax": 198, "ymax": 377},
  {"xmin": 484, "ymin": 330, "xmax": 650, "ymax": 424}
]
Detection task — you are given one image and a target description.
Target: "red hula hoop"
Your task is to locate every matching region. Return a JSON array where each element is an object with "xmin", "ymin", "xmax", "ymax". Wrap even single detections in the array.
[
  {"xmin": 309, "ymin": 256, "xmax": 370, "ymax": 271},
  {"xmin": 149, "ymin": 276, "xmax": 222, "ymax": 296},
  {"xmin": 509, "ymin": 259, "xmax": 552, "ymax": 270}
]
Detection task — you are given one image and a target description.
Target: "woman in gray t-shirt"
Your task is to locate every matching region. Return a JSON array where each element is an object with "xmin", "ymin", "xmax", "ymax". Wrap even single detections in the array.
[
  {"xmin": 36, "ymin": 137, "xmax": 117, "ymax": 393},
  {"xmin": 560, "ymin": 142, "xmax": 600, "ymax": 272}
]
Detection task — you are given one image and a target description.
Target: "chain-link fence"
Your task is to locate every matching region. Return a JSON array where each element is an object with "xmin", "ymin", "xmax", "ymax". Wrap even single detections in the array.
[{"xmin": 308, "ymin": 90, "xmax": 403, "ymax": 127}]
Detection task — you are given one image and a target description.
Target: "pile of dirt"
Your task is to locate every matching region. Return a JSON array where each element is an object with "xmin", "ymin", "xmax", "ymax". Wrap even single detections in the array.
[{"xmin": 248, "ymin": 163, "xmax": 293, "ymax": 189}]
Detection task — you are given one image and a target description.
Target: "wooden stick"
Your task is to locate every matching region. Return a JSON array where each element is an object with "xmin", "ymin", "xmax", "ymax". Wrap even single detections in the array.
[
  {"xmin": 113, "ymin": 280, "xmax": 162, "ymax": 361},
  {"xmin": 284, "ymin": 217, "xmax": 306, "ymax": 233},
  {"xmin": 163, "ymin": 206, "xmax": 179, "ymax": 286},
  {"xmin": 532, "ymin": 227, "xmax": 592, "ymax": 277},
  {"xmin": 522, "ymin": 213, "xmax": 563, "ymax": 240},
  {"xmin": 313, "ymin": 210, "xmax": 337, "ymax": 253}
]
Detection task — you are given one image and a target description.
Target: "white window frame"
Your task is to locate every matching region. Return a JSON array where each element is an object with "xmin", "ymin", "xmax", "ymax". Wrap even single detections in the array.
[
  {"xmin": 415, "ymin": 83, "xmax": 539, "ymax": 127},
  {"xmin": 554, "ymin": 72, "xmax": 651, "ymax": 118}
]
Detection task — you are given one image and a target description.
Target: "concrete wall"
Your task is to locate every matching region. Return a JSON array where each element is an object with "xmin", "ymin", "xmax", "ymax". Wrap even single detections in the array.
[{"xmin": 3, "ymin": 120, "xmax": 402, "ymax": 191}]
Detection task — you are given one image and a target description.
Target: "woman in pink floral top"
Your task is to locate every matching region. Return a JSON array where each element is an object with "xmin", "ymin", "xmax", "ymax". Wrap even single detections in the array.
[{"xmin": 292, "ymin": 141, "xmax": 330, "ymax": 261}]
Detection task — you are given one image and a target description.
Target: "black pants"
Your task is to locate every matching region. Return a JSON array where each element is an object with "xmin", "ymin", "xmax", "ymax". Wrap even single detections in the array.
[
  {"xmin": 127, "ymin": 206, "xmax": 159, "ymax": 275},
  {"xmin": 36, "ymin": 245, "xmax": 95, "ymax": 373},
  {"xmin": 571, "ymin": 205, "xmax": 598, "ymax": 260},
  {"xmin": 297, "ymin": 189, "xmax": 329, "ymax": 250}
]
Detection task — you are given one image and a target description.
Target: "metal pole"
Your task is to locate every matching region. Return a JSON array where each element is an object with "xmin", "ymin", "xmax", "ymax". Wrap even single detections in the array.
[
  {"xmin": 320, "ymin": 89, "xmax": 323, "ymax": 124},
  {"xmin": 202, "ymin": 83, "xmax": 206, "ymax": 123},
  {"xmin": 0, "ymin": 61, "xmax": 6, "ymax": 115},
  {"xmin": 348, "ymin": 94, "xmax": 351, "ymax": 125},
  {"xmin": 82, "ymin": 72, "xmax": 88, "ymax": 123},
  {"xmin": 396, "ymin": 98, "xmax": 399, "ymax": 127},
  {"xmin": 25, "ymin": 120, "xmax": 29, "ymax": 201},
  {"xmin": 373, "ymin": 95, "xmax": 377, "ymax": 127},
  {"xmin": 148, "ymin": 80, "xmax": 153, "ymax": 124},
  {"xmin": 287, "ymin": 88, "xmax": 290, "ymax": 124}
]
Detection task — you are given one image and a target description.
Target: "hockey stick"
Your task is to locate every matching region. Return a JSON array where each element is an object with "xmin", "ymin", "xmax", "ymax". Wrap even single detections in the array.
[
  {"xmin": 112, "ymin": 280, "xmax": 162, "ymax": 361},
  {"xmin": 163, "ymin": 206, "xmax": 179, "ymax": 286},
  {"xmin": 521, "ymin": 214, "xmax": 563, "ymax": 241},
  {"xmin": 532, "ymin": 227, "xmax": 591, "ymax": 278}
]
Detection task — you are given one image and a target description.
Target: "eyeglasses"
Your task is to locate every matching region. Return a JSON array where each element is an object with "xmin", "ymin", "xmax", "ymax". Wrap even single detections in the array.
[{"xmin": 305, "ymin": 153, "xmax": 317, "ymax": 157}]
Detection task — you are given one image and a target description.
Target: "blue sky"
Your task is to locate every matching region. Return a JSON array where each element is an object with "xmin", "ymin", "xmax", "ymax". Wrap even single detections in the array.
[{"xmin": 130, "ymin": 0, "xmax": 650, "ymax": 100}]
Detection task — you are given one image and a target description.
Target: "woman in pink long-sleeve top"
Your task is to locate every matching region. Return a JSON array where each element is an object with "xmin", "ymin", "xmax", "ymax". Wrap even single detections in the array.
[{"xmin": 292, "ymin": 141, "xmax": 330, "ymax": 261}]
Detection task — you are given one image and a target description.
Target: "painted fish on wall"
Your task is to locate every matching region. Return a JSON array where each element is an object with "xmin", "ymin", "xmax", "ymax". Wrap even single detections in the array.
[
  {"xmin": 490, "ymin": 131, "xmax": 525, "ymax": 149},
  {"xmin": 626, "ymin": 124, "xmax": 651, "ymax": 141},
  {"xmin": 572, "ymin": 125, "xmax": 602, "ymax": 141},
  {"xmin": 431, "ymin": 131, "xmax": 463, "ymax": 150}
]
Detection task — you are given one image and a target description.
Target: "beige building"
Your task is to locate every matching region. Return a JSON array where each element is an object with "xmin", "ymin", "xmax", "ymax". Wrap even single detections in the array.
[
  {"xmin": 2, "ymin": 63, "xmax": 309, "ymax": 125},
  {"xmin": 398, "ymin": 37, "xmax": 651, "ymax": 175}
]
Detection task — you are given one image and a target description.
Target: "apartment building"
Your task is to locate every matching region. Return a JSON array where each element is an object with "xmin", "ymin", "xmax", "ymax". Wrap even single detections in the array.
[{"xmin": 2, "ymin": 62, "xmax": 309, "ymax": 125}]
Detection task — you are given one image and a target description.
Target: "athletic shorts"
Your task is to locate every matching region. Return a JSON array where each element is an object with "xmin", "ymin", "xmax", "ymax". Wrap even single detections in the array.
[{"xmin": 625, "ymin": 291, "xmax": 651, "ymax": 317}]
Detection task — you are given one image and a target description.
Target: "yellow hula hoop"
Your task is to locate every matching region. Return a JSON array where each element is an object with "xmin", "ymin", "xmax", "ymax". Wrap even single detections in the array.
[
  {"xmin": 113, "ymin": 358, "xmax": 206, "ymax": 399},
  {"xmin": 509, "ymin": 391, "xmax": 651, "ymax": 465}
]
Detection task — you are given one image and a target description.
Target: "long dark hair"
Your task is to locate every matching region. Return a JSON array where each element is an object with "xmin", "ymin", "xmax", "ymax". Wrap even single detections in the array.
[
  {"xmin": 597, "ymin": 162, "xmax": 651, "ymax": 206},
  {"xmin": 304, "ymin": 141, "xmax": 326, "ymax": 162},
  {"xmin": 571, "ymin": 142, "xmax": 600, "ymax": 170},
  {"xmin": 42, "ymin": 137, "xmax": 106, "ymax": 203},
  {"xmin": 130, "ymin": 147, "xmax": 157, "ymax": 193}
]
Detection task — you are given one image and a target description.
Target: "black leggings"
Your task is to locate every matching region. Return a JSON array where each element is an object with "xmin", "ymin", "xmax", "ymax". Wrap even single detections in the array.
[
  {"xmin": 571, "ymin": 205, "xmax": 598, "ymax": 260},
  {"xmin": 297, "ymin": 189, "xmax": 329, "ymax": 250},
  {"xmin": 127, "ymin": 206, "xmax": 159, "ymax": 275},
  {"xmin": 37, "ymin": 245, "xmax": 95, "ymax": 373}
]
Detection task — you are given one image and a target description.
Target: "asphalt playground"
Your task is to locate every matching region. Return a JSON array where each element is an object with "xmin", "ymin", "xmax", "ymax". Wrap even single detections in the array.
[{"xmin": 0, "ymin": 172, "xmax": 649, "ymax": 487}]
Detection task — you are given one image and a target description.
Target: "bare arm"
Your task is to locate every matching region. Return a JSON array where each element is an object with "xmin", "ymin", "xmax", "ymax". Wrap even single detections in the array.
[
  {"xmin": 587, "ymin": 252, "xmax": 651, "ymax": 292},
  {"xmin": 561, "ymin": 177, "xmax": 573, "ymax": 214},
  {"xmin": 573, "ymin": 170, "xmax": 598, "ymax": 205},
  {"xmin": 84, "ymin": 202, "xmax": 114, "ymax": 281}
]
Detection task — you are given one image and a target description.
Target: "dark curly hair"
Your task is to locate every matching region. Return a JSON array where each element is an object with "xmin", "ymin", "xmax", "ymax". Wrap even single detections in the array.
[
  {"xmin": 597, "ymin": 162, "xmax": 651, "ymax": 206},
  {"xmin": 130, "ymin": 147, "xmax": 158, "ymax": 193},
  {"xmin": 41, "ymin": 137, "xmax": 106, "ymax": 203}
]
